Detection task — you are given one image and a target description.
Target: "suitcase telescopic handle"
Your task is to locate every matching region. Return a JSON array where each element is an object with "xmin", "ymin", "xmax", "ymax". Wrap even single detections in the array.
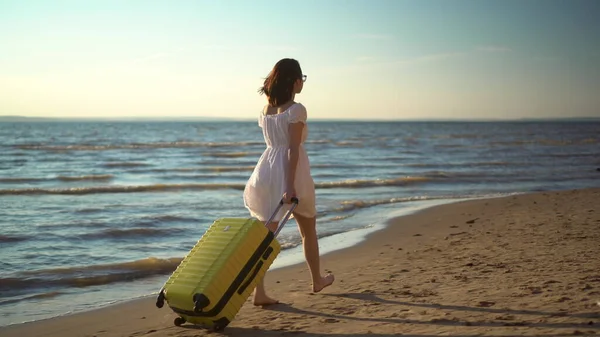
[{"xmin": 264, "ymin": 197, "xmax": 299, "ymax": 237}]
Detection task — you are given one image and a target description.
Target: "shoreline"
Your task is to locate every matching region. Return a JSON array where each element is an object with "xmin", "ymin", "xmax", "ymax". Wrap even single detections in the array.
[
  {"xmin": 2, "ymin": 187, "xmax": 599, "ymax": 336},
  {"xmin": 1, "ymin": 195, "xmax": 478, "ymax": 328},
  {"xmin": 270, "ymin": 196, "xmax": 481, "ymax": 271}
]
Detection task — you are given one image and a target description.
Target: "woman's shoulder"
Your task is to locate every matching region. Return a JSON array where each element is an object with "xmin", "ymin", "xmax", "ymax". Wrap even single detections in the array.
[
  {"xmin": 289, "ymin": 102, "xmax": 308, "ymax": 123},
  {"xmin": 288, "ymin": 102, "xmax": 308, "ymax": 115},
  {"xmin": 293, "ymin": 102, "xmax": 306, "ymax": 110},
  {"xmin": 287, "ymin": 102, "xmax": 307, "ymax": 115}
]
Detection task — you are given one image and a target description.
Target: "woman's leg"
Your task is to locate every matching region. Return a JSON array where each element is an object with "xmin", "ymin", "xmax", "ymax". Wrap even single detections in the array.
[
  {"xmin": 293, "ymin": 213, "xmax": 335, "ymax": 292},
  {"xmin": 252, "ymin": 221, "xmax": 279, "ymax": 306}
]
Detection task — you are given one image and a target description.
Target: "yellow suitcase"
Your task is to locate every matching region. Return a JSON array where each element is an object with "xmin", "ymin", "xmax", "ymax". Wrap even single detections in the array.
[{"xmin": 155, "ymin": 198, "xmax": 297, "ymax": 331}]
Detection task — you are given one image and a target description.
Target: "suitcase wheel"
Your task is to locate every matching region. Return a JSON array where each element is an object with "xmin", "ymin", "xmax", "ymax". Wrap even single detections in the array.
[
  {"xmin": 212, "ymin": 317, "xmax": 230, "ymax": 331},
  {"xmin": 174, "ymin": 317, "xmax": 186, "ymax": 326}
]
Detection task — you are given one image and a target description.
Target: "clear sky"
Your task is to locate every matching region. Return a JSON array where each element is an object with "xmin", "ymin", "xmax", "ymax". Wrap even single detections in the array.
[{"xmin": 1, "ymin": 0, "xmax": 599, "ymax": 120}]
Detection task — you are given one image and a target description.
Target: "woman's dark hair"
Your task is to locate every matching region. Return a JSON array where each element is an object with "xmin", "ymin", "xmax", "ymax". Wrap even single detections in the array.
[{"xmin": 258, "ymin": 58, "xmax": 303, "ymax": 107}]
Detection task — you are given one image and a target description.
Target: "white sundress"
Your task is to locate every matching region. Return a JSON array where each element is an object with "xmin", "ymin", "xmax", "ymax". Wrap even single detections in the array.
[{"xmin": 243, "ymin": 102, "xmax": 317, "ymax": 222}]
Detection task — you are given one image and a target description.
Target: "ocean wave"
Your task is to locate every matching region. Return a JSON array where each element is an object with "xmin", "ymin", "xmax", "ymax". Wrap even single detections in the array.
[
  {"xmin": 326, "ymin": 193, "xmax": 471, "ymax": 216},
  {"xmin": 73, "ymin": 207, "xmax": 105, "ymax": 214},
  {"xmin": 330, "ymin": 214, "xmax": 355, "ymax": 221},
  {"xmin": 204, "ymin": 165, "xmax": 255, "ymax": 172},
  {"xmin": 0, "ymin": 177, "xmax": 48, "ymax": 183},
  {"xmin": 305, "ymin": 139, "xmax": 332, "ymax": 144},
  {"xmin": 5, "ymin": 152, "xmax": 28, "ymax": 156},
  {"xmin": 0, "ymin": 159, "xmax": 27, "ymax": 165},
  {"xmin": 56, "ymin": 174, "xmax": 114, "ymax": 181},
  {"xmin": 279, "ymin": 242, "xmax": 300, "ymax": 250},
  {"xmin": 434, "ymin": 144, "xmax": 467, "ymax": 148},
  {"xmin": 447, "ymin": 133, "xmax": 481, "ymax": 139},
  {"xmin": 79, "ymin": 227, "xmax": 186, "ymax": 240},
  {"xmin": 403, "ymin": 161, "xmax": 513, "ymax": 168},
  {"xmin": 315, "ymin": 176, "xmax": 431, "ymax": 189},
  {"xmin": 311, "ymin": 163, "xmax": 401, "ymax": 169},
  {"xmin": 51, "ymin": 214, "xmax": 251, "ymax": 230},
  {"xmin": 0, "ymin": 174, "xmax": 114, "ymax": 184},
  {"xmin": 0, "ymin": 183, "xmax": 246, "ymax": 195},
  {"xmin": 335, "ymin": 140, "xmax": 364, "ymax": 147},
  {"xmin": 14, "ymin": 141, "xmax": 264, "ymax": 151},
  {"xmin": 139, "ymin": 214, "xmax": 199, "ymax": 224},
  {"xmin": 156, "ymin": 173, "xmax": 249, "ymax": 181},
  {"xmin": 0, "ymin": 235, "xmax": 28, "ymax": 243},
  {"xmin": 328, "ymin": 195, "xmax": 446, "ymax": 214},
  {"xmin": 103, "ymin": 162, "xmax": 150, "ymax": 168},
  {"xmin": 489, "ymin": 138, "xmax": 598, "ymax": 147},
  {"xmin": 200, "ymin": 159, "xmax": 259, "ymax": 167},
  {"xmin": 0, "ymin": 257, "xmax": 182, "ymax": 293},
  {"xmin": 0, "ymin": 176, "xmax": 431, "ymax": 196},
  {"xmin": 369, "ymin": 155, "xmax": 423, "ymax": 162},
  {"xmin": 36, "ymin": 220, "xmax": 111, "ymax": 230},
  {"xmin": 204, "ymin": 151, "xmax": 261, "ymax": 158},
  {"xmin": 128, "ymin": 166, "xmax": 256, "ymax": 175},
  {"xmin": 321, "ymin": 192, "xmax": 517, "ymax": 216},
  {"xmin": 320, "ymin": 214, "xmax": 355, "ymax": 223},
  {"xmin": 543, "ymin": 152, "xmax": 599, "ymax": 158},
  {"xmin": 0, "ymin": 291, "xmax": 63, "ymax": 306}
]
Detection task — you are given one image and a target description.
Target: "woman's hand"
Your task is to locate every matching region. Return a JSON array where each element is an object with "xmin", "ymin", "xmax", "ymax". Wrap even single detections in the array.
[{"xmin": 282, "ymin": 185, "xmax": 297, "ymax": 204}]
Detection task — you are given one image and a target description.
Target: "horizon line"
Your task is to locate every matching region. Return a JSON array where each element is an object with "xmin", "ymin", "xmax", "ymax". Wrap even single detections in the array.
[{"xmin": 1, "ymin": 115, "xmax": 599, "ymax": 123}]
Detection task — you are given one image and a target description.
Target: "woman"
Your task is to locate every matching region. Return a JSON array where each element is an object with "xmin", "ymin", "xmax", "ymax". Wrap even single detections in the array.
[{"xmin": 243, "ymin": 58, "xmax": 335, "ymax": 305}]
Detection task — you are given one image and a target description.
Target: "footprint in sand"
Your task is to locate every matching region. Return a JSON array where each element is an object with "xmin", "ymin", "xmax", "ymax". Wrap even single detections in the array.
[
  {"xmin": 477, "ymin": 301, "xmax": 496, "ymax": 307},
  {"xmin": 557, "ymin": 296, "xmax": 572, "ymax": 302}
]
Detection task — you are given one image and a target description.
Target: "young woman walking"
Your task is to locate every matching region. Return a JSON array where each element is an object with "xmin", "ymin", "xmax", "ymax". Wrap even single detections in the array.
[{"xmin": 243, "ymin": 58, "xmax": 335, "ymax": 305}]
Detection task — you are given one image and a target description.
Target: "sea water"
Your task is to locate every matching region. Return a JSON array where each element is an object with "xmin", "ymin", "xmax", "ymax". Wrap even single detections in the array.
[{"xmin": 1, "ymin": 119, "xmax": 598, "ymax": 326}]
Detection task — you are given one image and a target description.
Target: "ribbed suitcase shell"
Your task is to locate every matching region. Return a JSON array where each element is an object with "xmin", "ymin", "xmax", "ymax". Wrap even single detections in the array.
[{"xmin": 156, "ymin": 217, "xmax": 281, "ymax": 330}]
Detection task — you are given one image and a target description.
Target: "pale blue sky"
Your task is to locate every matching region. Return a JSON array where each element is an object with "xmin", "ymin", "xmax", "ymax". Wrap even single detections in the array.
[{"xmin": 1, "ymin": 0, "xmax": 599, "ymax": 120}]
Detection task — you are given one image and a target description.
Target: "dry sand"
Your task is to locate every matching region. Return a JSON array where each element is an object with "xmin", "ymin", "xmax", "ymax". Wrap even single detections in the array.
[{"xmin": 2, "ymin": 188, "xmax": 599, "ymax": 337}]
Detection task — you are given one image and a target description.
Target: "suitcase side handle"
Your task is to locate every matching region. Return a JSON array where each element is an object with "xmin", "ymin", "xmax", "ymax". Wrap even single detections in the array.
[{"xmin": 265, "ymin": 197, "xmax": 299, "ymax": 237}]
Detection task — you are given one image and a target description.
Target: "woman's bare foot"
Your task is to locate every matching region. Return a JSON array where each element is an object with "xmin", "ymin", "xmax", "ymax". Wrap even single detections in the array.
[
  {"xmin": 252, "ymin": 293, "xmax": 279, "ymax": 306},
  {"xmin": 312, "ymin": 273, "xmax": 335, "ymax": 293}
]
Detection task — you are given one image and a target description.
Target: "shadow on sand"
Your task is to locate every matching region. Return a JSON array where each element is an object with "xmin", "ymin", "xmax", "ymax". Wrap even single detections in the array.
[
  {"xmin": 323, "ymin": 292, "xmax": 599, "ymax": 320},
  {"xmin": 179, "ymin": 292, "xmax": 598, "ymax": 337}
]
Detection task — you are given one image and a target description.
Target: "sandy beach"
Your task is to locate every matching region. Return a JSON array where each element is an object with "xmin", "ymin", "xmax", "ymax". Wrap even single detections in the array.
[{"xmin": 2, "ymin": 187, "xmax": 599, "ymax": 337}]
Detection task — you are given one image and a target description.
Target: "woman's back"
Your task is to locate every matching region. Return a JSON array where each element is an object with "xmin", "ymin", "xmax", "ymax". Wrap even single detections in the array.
[{"xmin": 259, "ymin": 102, "xmax": 308, "ymax": 148}]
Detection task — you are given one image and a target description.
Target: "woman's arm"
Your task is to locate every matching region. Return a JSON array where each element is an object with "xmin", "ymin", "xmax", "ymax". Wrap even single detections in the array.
[{"xmin": 285, "ymin": 122, "xmax": 304, "ymax": 199}]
